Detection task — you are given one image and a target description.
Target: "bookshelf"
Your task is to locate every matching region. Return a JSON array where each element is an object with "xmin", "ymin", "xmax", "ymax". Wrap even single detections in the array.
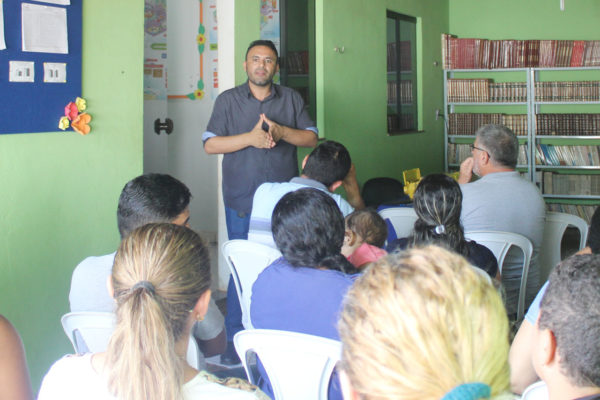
[{"xmin": 442, "ymin": 36, "xmax": 600, "ymax": 222}]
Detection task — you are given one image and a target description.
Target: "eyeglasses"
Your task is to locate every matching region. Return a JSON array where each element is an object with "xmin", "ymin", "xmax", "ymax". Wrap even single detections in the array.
[{"xmin": 469, "ymin": 144, "xmax": 489, "ymax": 156}]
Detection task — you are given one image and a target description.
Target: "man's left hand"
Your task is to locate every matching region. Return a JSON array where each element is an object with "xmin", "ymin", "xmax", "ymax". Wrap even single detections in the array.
[{"xmin": 262, "ymin": 114, "xmax": 284, "ymax": 142}]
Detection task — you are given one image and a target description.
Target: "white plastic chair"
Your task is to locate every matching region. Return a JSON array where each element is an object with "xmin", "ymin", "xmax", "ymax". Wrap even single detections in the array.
[
  {"xmin": 539, "ymin": 211, "xmax": 588, "ymax": 283},
  {"xmin": 521, "ymin": 381, "xmax": 548, "ymax": 400},
  {"xmin": 60, "ymin": 311, "xmax": 202, "ymax": 369},
  {"xmin": 378, "ymin": 207, "xmax": 417, "ymax": 239},
  {"xmin": 234, "ymin": 329, "xmax": 341, "ymax": 400},
  {"xmin": 222, "ymin": 240, "xmax": 282, "ymax": 329},
  {"xmin": 464, "ymin": 231, "xmax": 533, "ymax": 321}
]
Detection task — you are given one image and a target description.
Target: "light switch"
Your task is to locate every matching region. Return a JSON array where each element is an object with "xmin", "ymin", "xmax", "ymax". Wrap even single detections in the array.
[
  {"xmin": 9, "ymin": 61, "xmax": 35, "ymax": 83},
  {"xmin": 44, "ymin": 62, "xmax": 67, "ymax": 83}
]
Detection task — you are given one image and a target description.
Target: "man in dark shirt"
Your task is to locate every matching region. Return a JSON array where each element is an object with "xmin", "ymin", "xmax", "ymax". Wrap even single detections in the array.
[{"xmin": 203, "ymin": 39, "xmax": 317, "ymax": 363}]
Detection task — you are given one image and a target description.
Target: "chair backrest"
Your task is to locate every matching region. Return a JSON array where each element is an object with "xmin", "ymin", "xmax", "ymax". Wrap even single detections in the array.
[
  {"xmin": 521, "ymin": 381, "xmax": 548, "ymax": 400},
  {"xmin": 539, "ymin": 211, "xmax": 588, "ymax": 283},
  {"xmin": 60, "ymin": 311, "xmax": 202, "ymax": 369},
  {"xmin": 361, "ymin": 177, "xmax": 409, "ymax": 208},
  {"xmin": 378, "ymin": 207, "xmax": 418, "ymax": 241},
  {"xmin": 464, "ymin": 230, "xmax": 533, "ymax": 321},
  {"xmin": 234, "ymin": 329, "xmax": 341, "ymax": 400},
  {"xmin": 222, "ymin": 240, "xmax": 283, "ymax": 329}
]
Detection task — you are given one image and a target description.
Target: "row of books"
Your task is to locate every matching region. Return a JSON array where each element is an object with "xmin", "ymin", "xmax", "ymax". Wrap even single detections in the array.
[
  {"xmin": 447, "ymin": 143, "xmax": 528, "ymax": 165},
  {"xmin": 442, "ymin": 34, "xmax": 600, "ymax": 69},
  {"xmin": 448, "ymin": 113, "xmax": 528, "ymax": 136},
  {"xmin": 546, "ymin": 203, "xmax": 596, "ymax": 224},
  {"xmin": 387, "ymin": 80, "xmax": 413, "ymax": 104},
  {"xmin": 542, "ymin": 172, "xmax": 600, "ymax": 196},
  {"xmin": 387, "ymin": 41, "xmax": 412, "ymax": 72},
  {"xmin": 285, "ymin": 51, "xmax": 309, "ymax": 75},
  {"xmin": 536, "ymin": 114, "xmax": 600, "ymax": 136},
  {"xmin": 536, "ymin": 81, "xmax": 600, "ymax": 102},
  {"xmin": 387, "ymin": 113, "xmax": 414, "ymax": 132},
  {"xmin": 447, "ymin": 79, "xmax": 527, "ymax": 102},
  {"xmin": 535, "ymin": 144, "xmax": 600, "ymax": 166}
]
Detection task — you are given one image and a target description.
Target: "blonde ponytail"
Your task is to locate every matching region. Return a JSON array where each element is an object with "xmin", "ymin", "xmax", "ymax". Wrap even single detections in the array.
[{"xmin": 105, "ymin": 223, "xmax": 210, "ymax": 400}]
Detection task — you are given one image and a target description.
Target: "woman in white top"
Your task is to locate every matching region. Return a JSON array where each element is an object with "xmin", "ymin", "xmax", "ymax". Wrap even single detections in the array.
[{"xmin": 39, "ymin": 223, "xmax": 266, "ymax": 400}]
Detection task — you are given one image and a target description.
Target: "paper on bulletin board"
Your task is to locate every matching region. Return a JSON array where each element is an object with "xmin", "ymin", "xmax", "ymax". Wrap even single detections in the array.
[
  {"xmin": 22, "ymin": 3, "xmax": 68, "ymax": 54},
  {"xmin": 37, "ymin": 0, "xmax": 71, "ymax": 4},
  {"xmin": 0, "ymin": 0, "xmax": 6, "ymax": 50}
]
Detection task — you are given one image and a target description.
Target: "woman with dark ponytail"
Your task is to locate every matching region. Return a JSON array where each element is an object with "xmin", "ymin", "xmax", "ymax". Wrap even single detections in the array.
[
  {"xmin": 39, "ymin": 223, "xmax": 267, "ymax": 400},
  {"xmin": 250, "ymin": 188, "xmax": 358, "ymax": 399},
  {"xmin": 387, "ymin": 174, "xmax": 499, "ymax": 279}
]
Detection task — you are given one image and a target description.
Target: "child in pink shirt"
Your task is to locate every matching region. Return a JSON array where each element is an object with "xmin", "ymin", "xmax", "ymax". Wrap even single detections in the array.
[{"xmin": 342, "ymin": 209, "xmax": 388, "ymax": 269}]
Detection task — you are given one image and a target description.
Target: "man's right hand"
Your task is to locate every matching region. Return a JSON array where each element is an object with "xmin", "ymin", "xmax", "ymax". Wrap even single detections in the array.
[
  {"xmin": 458, "ymin": 157, "xmax": 474, "ymax": 184},
  {"xmin": 249, "ymin": 116, "xmax": 275, "ymax": 149}
]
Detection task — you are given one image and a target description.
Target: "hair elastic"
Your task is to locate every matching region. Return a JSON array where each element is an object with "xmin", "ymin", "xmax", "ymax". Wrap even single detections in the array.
[
  {"xmin": 441, "ymin": 382, "xmax": 491, "ymax": 400},
  {"xmin": 434, "ymin": 224, "xmax": 446, "ymax": 234},
  {"xmin": 131, "ymin": 280, "xmax": 155, "ymax": 295}
]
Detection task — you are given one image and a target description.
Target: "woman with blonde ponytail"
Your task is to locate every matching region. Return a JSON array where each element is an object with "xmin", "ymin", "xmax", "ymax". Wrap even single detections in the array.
[
  {"xmin": 338, "ymin": 245, "xmax": 511, "ymax": 400},
  {"xmin": 39, "ymin": 223, "xmax": 267, "ymax": 400}
]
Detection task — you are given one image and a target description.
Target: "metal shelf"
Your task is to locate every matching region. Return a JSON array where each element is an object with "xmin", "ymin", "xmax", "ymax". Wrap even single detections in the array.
[
  {"xmin": 535, "ymin": 165, "xmax": 600, "ymax": 170},
  {"xmin": 543, "ymin": 194, "xmax": 600, "ymax": 200}
]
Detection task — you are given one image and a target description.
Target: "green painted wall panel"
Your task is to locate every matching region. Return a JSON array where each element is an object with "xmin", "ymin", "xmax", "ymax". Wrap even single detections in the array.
[
  {"xmin": 449, "ymin": 0, "xmax": 600, "ymax": 39},
  {"xmin": 318, "ymin": 0, "xmax": 448, "ymax": 184},
  {"xmin": 0, "ymin": 0, "xmax": 143, "ymax": 391}
]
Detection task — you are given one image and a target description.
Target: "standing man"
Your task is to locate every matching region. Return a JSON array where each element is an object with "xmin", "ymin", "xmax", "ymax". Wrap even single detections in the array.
[
  {"xmin": 458, "ymin": 124, "xmax": 545, "ymax": 318},
  {"xmin": 203, "ymin": 40, "xmax": 318, "ymax": 363}
]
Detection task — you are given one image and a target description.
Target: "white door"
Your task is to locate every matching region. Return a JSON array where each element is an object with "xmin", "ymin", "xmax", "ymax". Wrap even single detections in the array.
[{"xmin": 143, "ymin": 0, "xmax": 219, "ymax": 236}]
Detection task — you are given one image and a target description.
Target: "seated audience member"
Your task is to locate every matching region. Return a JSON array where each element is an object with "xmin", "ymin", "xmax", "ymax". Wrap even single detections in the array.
[
  {"xmin": 251, "ymin": 188, "xmax": 357, "ymax": 398},
  {"xmin": 69, "ymin": 174, "xmax": 225, "ymax": 363},
  {"xmin": 458, "ymin": 124, "xmax": 545, "ymax": 316},
  {"xmin": 387, "ymin": 173, "xmax": 499, "ymax": 278},
  {"xmin": 248, "ymin": 140, "xmax": 364, "ymax": 248},
  {"xmin": 39, "ymin": 224, "xmax": 267, "ymax": 400},
  {"xmin": 338, "ymin": 245, "xmax": 510, "ymax": 400},
  {"xmin": 510, "ymin": 206, "xmax": 600, "ymax": 394},
  {"xmin": 224, "ymin": 140, "xmax": 364, "ymax": 364},
  {"xmin": 0, "ymin": 315, "xmax": 33, "ymax": 400},
  {"xmin": 341, "ymin": 209, "xmax": 387, "ymax": 269},
  {"xmin": 531, "ymin": 254, "xmax": 600, "ymax": 400}
]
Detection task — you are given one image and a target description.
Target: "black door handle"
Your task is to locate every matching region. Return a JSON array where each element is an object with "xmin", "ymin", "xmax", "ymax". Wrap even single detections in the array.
[{"xmin": 154, "ymin": 118, "xmax": 173, "ymax": 135}]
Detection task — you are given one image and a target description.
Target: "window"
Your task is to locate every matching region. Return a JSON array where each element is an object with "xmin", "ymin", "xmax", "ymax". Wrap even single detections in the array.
[{"xmin": 386, "ymin": 11, "xmax": 418, "ymax": 134}]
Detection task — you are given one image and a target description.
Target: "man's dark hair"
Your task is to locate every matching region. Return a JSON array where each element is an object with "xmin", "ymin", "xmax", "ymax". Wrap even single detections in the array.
[
  {"xmin": 272, "ymin": 188, "xmax": 355, "ymax": 273},
  {"xmin": 586, "ymin": 207, "xmax": 600, "ymax": 254},
  {"xmin": 475, "ymin": 124, "xmax": 519, "ymax": 169},
  {"xmin": 538, "ymin": 254, "xmax": 600, "ymax": 388},
  {"xmin": 117, "ymin": 174, "xmax": 191, "ymax": 239},
  {"xmin": 245, "ymin": 40, "xmax": 279, "ymax": 64},
  {"xmin": 302, "ymin": 140, "xmax": 351, "ymax": 187}
]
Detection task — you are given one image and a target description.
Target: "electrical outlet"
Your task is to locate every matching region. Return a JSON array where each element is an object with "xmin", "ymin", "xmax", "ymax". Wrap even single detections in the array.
[
  {"xmin": 44, "ymin": 62, "xmax": 67, "ymax": 83},
  {"xmin": 9, "ymin": 61, "xmax": 35, "ymax": 82}
]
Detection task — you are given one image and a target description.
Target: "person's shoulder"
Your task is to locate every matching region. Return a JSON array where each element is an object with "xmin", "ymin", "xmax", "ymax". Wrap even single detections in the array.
[
  {"xmin": 72, "ymin": 253, "xmax": 115, "ymax": 277},
  {"xmin": 0, "ymin": 315, "xmax": 20, "ymax": 345},
  {"xmin": 185, "ymin": 371, "xmax": 269, "ymax": 400}
]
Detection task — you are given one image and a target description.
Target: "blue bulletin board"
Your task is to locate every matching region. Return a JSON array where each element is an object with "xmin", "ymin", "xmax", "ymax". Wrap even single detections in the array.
[{"xmin": 0, "ymin": 0, "xmax": 82, "ymax": 134}]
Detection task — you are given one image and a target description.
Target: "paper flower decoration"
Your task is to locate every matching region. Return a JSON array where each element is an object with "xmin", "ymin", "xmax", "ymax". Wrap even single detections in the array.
[
  {"xmin": 58, "ymin": 116, "xmax": 70, "ymax": 130},
  {"xmin": 196, "ymin": 33, "xmax": 206, "ymax": 45},
  {"xmin": 194, "ymin": 89, "xmax": 204, "ymax": 99},
  {"xmin": 59, "ymin": 97, "xmax": 92, "ymax": 135},
  {"xmin": 75, "ymin": 97, "xmax": 87, "ymax": 112},
  {"xmin": 65, "ymin": 102, "xmax": 79, "ymax": 120},
  {"xmin": 71, "ymin": 113, "xmax": 92, "ymax": 135}
]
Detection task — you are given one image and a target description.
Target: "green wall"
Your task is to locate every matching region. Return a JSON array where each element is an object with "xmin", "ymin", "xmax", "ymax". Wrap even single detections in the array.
[
  {"xmin": 0, "ymin": 0, "xmax": 143, "ymax": 391},
  {"xmin": 449, "ymin": 0, "xmax": 600, "ymax": 39}
]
